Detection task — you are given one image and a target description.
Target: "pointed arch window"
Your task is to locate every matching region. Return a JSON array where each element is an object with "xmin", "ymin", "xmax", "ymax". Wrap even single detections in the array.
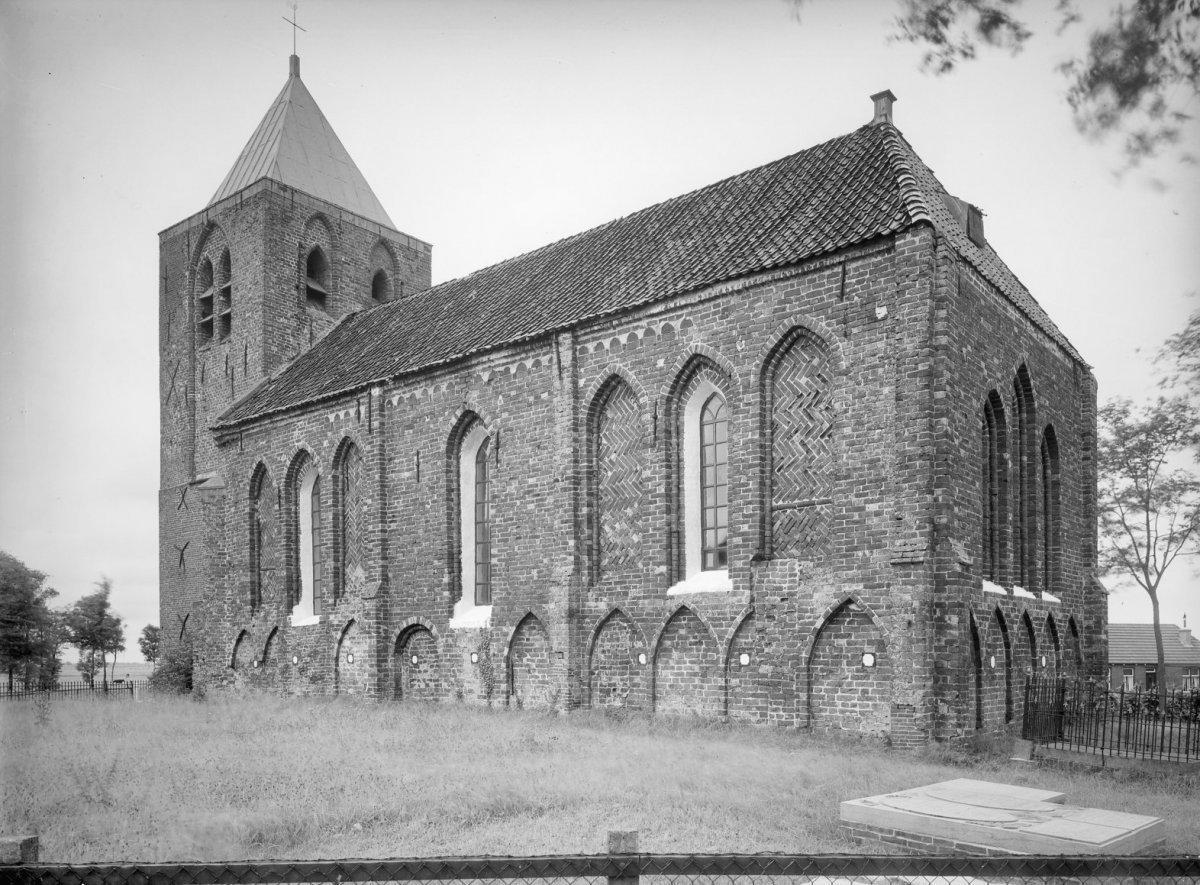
[
  {"xmin": 454, "ymin": 421, "xmax": 494, "ymax": 621},
  {"xmin": 291, "ymin": 456, "xmax": 323, "ymax": 621},
  {"xmin": 196, "ymin": 257, "xmax": 214, "ymax": 343},
  {"xmin": 1041, "ymin": 427, "xmax": 1061, "ymax": 597},
  {"xmin": 215, "ymin": 249, "xmax": 232, "ymax": 340},
  {"xmin": 474, "ymin": 439, "xmax": 492, "ymax": 605},
  {"xmin": 371, "ymin": 269, "xmax": 390, "ymax": 303},
  {"xmin": 981, "ymin": 391, "xmax": 1009, "ymax": 584},
  {"xmin": 1013, "ymin": 367, "xmax": 1036, "ymax": 590},
  {"xmin": 699, "ymin": 394, "xmax": 729, "ymax": 571},
  {"xmin": 335, "ymin": 442, "xmax": 365, "ymax": 601},
  {"xmin": 305, "ymin": 246, "xmax": 329, "ymax": 309},
  {"xmin": 249, "ymin": 466, "xmax": 275, "ymax": 611},
  {"xmin": 675, "ymin": 371, "xmax": 731, "ymax": 584}
]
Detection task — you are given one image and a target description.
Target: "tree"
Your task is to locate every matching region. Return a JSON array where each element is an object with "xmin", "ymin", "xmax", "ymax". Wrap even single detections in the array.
[
  {"xmin": 66, "ymin": 578, "xmax": 125, "ymax": 691},
  {"xmin": 1098, "ymin": 395, "xmax": 1200, "ymax": 700},
  {"xmin": 0, "ymin": 551, "xmax": 62, "ymax": 691},
  {"xmin": 1159, "ymin": 306, "xmax": 1200, "ymax": 401},
  {"xmin": 138, "ymin": 624, "xmax": 161, "ymax": 664},
  {"xmin": 792, "ymin": 0, "xmax": 1200, "ymax": 168}
]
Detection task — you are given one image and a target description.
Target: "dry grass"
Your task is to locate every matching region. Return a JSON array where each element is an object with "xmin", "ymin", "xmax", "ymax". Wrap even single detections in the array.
[{"xmin": 2, "ymin": 695, "xmax": 1197, "ymax": 862}]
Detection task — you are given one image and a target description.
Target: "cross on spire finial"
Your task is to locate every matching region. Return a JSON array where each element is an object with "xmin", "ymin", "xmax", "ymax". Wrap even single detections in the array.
[{"xmin": 283, "ymin": 3, "xmax": 306, "ymax": 59}]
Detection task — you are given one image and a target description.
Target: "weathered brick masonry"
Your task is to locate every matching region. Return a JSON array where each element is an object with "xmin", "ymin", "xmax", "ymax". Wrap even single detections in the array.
[{"xmin": 158, "ymin": 68, "xmax": 1103, "ymax": 743}]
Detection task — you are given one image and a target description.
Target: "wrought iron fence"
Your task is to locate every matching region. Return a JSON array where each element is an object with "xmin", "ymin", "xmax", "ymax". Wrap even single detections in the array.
[
  {"xmin": 0, "ymin": 680, "xmax": 147, "ymax": 702},
  {"xmin": 4, "ymin": 852, "xmax": 1200, "ymax": 885},
  {"xmin": 1023, "ymin": 676, "xmax": 1200, "ymax": 763}
]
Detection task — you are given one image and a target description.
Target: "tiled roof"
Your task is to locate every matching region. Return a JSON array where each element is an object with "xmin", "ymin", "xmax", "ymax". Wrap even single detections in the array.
[
  {"xmin": 209, "ymin": 57, "xmax": 395, "ymax": 229},
  {"xmin": 1108, "ymin": 623, "xmax": 1200, "ymax": 665},
  {"xmin": 217, "ymin": 121, "xmax": 1081, "ymax": 428}
]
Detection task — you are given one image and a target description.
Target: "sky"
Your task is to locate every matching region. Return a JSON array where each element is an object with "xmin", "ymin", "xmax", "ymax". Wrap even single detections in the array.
[{"xmin": 0, "ymin": 0, "xmax": 1197, "ymax": 664}]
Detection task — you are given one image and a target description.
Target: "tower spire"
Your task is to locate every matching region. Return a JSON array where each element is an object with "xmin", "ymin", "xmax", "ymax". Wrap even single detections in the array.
[{"xmin": 283, "ymin": 2, "xmax": 306, "ymax": 74}]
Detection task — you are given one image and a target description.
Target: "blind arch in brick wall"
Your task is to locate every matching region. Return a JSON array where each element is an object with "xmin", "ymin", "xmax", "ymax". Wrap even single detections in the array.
[
  {"xmin": 651, "ymin": 604, "xmax": 721, "ymax": 717},
  {"xmin": 335, "ymin": 618, "xmax": 369, "ymax": 696},
  {"xmin": 507, "ymin": 612, "xmax": 555, "ymax": 710},
  {"xmin": 393, "ymin": 620, "xmax": 439, "ymax": 701},
  {"xmin": 587, "ymin": 376, "xmax": 647, "ymax": 580},
  {"xmin": 230, "ymin": 629, "xmax": 251, "ymax": 670},
  {"xmin": 1045, "ymin": 612, "xmax": 1062, "ymax": 679},
  {"xmin": 587, "ymin": 607, "xmax": 646, "ymax": 710},
  {"xmin": 333, "ymin": 437, "xmax": 367, "ymax": 601},
  {"xmin": 993, "ymin": 608, "xmax": 1013, "ymax": 724},
  {"xmin": 725, "ymin": 607, "xmax": 758, "ymax": 723},
  {"xmin": 1020, "ymin": 609, "xmax": 1038, "ymax": 679},
  {"xmin": 804, "ymin": 597, "xmax": 890, "ymax": 735},
  {"xmin": 969, "ymin": 613, "xmax": 984, "ymax": 730},
  {"xmin": 762, "ymin": 327, "xmax": 835, "ymax": 559},
  {"xmin": 248, "ymin": 462, "xmax": 278, "ymax": 612}
]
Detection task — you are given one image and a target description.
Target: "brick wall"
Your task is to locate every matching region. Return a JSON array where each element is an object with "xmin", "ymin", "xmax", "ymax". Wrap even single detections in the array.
[{"xmin": 160, "ymin": 204, "xmax": 1097, "ymax": 743}]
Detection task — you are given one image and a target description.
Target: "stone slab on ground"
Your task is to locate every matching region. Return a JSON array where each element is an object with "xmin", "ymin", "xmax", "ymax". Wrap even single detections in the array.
[{"xmin": 840, "ymin": 778, "xmax": 1164, "ymax": 855}]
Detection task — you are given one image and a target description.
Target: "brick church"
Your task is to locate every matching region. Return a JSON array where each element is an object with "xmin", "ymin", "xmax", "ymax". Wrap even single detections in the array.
[{"xmin": 158, "ymin": 56, "xmax": 1106, "ymax": 743}]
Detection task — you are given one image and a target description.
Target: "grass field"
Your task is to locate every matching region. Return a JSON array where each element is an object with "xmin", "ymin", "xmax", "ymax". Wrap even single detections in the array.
[{"xmin": 2, "ymin": 695, "xmax": 1198, "ymax": 863}]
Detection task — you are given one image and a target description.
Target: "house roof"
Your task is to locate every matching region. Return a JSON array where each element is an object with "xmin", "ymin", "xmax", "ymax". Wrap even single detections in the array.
[
  {"xmin": 216, "ymin": 117, "xmax": 1083, "ymax": 429},
  {"xmin": 1108, "ymin": 623, "xmax": 1200, "ymax": 666},
  {"xmin": 208, "ymin": 56, "xmax": 395, "ymax": 229}
]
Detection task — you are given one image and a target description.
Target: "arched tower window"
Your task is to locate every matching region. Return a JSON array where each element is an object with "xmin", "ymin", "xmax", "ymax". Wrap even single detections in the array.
[
  {"xmin": 1041, "ymin": 426, "xmax": 1061, "ymax": 597},
  {"xmin": 215, "ymin": 249, "xmax": 232, "ymax": 340},
  {"xmin": 196, "ymin": 257, "xmax": 214, "ymax": 343},
  {"xmin": 368, "ymin": 240, "xmax": 400, "ymax": 304},
  {"xmin": 699, "ymin": 393, "xmax": 729, "ymax": 571},
  {"xmin": 981, "ymin": 390, "xmax": 1009, "ymax": 584},
  {"xmin": 371, "ymin": 269, "xmax": 390, "ymax": 303},
  {"xmin": 453, "ymin": 419, "xmax": 493, "ymax": 620},
  {"xmin": 305, "ymin": 246, "xmax": 329, "ymax": 309}
]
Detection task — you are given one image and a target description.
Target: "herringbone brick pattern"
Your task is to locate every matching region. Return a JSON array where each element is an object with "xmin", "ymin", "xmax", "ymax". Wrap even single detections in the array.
[
  {"xmin": 770, "ymin": 335, "xmax": 833, "ymax": 558},
  {"xmin": 597, "ymin": 385, "xmax": 645, "ymax": 573},
  {"xmin": 340, "ymin": 444, "xmax": 366, "ymax": 597}
]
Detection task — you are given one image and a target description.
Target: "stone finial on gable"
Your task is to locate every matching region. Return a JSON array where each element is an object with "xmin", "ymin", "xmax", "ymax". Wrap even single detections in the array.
[{"xmin": 871, "ymin": 89, "xmax": 897, "ymax": 125}]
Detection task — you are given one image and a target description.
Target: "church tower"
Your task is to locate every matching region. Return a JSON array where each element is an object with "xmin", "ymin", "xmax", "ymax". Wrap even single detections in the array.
[{"xmin": 157, "ymin": 55, "xmax": 431, "ymax": 660}]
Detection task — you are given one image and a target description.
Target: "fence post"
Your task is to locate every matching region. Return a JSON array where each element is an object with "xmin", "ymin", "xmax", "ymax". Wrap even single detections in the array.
[
  {"xmin": 607, "ymin": 830, "xmax": 639, "ymax": 885},
  {"xmin": 0, "ymin": 836, "xmax": 38, "ymax": 864}
]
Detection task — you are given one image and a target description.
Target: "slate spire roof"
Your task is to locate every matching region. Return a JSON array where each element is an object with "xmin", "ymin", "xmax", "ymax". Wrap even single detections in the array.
[
  {"xmin": 216, "ymin": 116, "xmax": 1084, "ymax": 429},
  {"xmin": 208, "ymin": 55, "xmax": 395, "ymax": 229}
]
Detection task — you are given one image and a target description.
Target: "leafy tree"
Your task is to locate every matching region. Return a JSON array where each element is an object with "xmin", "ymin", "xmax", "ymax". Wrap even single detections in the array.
[
  {"xmin": 75, "ymin": 649, "xmax": 101, "ymax": 686},
  {"xmin": 791, "ymin": 0, "xmax": 1200, "ymax": 167},
  {"xmin": 0, "ymin": 551, "xmax": 61, "ymax": 691},
  {"xmin": 1098, "ymin": 395, "xmax": 1200, "ymax": 699},
  {"xmin": 1159, "ymin": 306, "xmax": 1200, "ymax": 401},
  {"xmin": 138, "ymin": 624, "xmax": 161, "ymax": 664},
  {"xmin": 66, "ymin": 578, "xmax": 125, "ymax": 691}
]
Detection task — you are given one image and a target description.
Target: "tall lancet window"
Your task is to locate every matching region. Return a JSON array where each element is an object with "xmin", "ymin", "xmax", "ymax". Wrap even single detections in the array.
[
  {"xmin": 699, "ymin": 393, "xmax": 729, "ymax": 570},
  {"xmin": 455, "ymin": 420, "xmax": 494, "ymax": 622},
  {"xmin": 474, "ymin": 439, "xmax": 492, "ymax": 605},
  {"xmin": 292, "ymin": 456, "xmax": 323, "ymax": 621}
]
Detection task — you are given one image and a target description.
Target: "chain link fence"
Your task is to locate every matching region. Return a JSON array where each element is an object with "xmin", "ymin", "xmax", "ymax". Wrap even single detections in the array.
[{"xmin": 4, "ymin": 851, "xmax": 1200, "ymax": 885}]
